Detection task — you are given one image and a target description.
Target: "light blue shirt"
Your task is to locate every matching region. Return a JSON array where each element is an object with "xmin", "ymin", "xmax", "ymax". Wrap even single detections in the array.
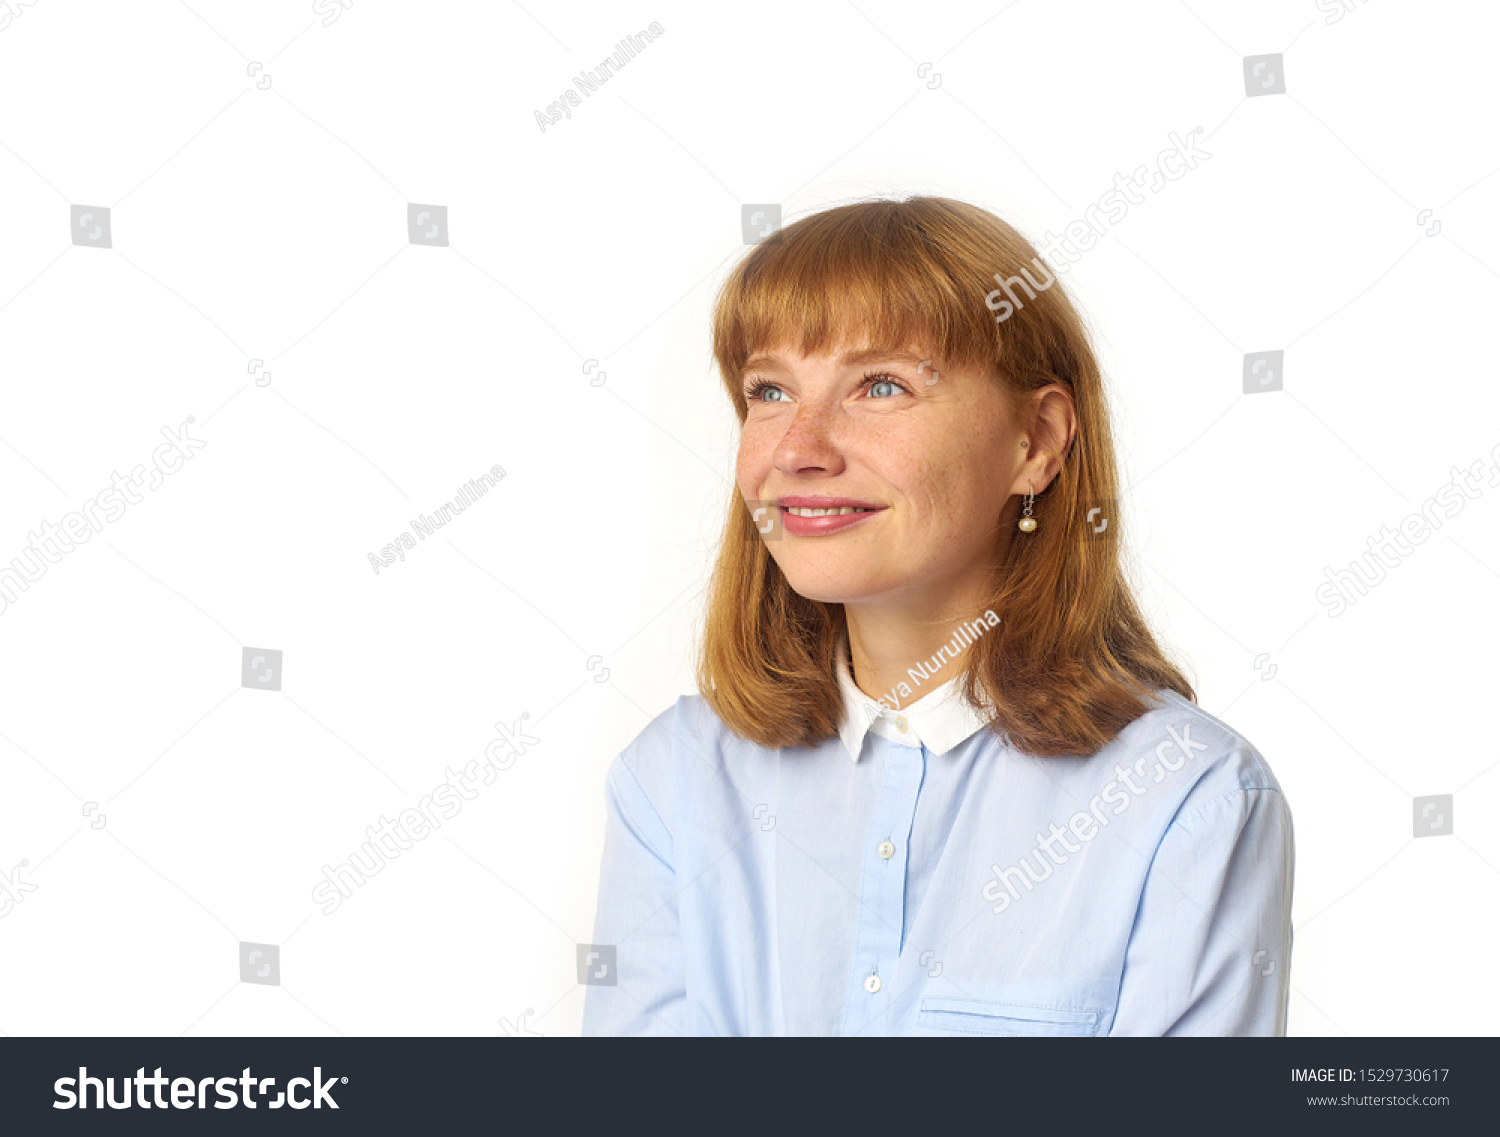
[{"xmin": 582, "ymin": 643, "xmax": 1294, "ymax": 1036}]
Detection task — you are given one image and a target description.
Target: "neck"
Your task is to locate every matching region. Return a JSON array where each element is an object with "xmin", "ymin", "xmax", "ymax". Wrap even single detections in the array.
[{"xmin": 844, "ymin": 577, "xmax": 997, "ymax": 711}]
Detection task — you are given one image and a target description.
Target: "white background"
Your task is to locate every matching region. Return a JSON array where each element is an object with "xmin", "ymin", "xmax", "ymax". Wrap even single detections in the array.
[{"xmin": 0, "ymin": 0, "xmax": 1496, "ymax": 1037}]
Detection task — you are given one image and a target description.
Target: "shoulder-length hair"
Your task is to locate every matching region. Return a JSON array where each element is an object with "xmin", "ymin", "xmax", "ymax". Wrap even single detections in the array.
[{"xmin": 696, "ymin": 196, "xmax": 1194, "ymax": 758}]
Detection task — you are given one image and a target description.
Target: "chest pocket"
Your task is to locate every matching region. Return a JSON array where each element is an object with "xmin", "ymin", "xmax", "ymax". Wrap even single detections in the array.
[{"xmin": 917, "ymin": 998, "xmax": 1102, "ymax": 1036}]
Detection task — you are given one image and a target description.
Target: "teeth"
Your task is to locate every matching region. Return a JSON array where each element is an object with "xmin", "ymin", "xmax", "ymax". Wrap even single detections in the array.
[{"xmin": 786, "ymin": 507, "xmax": 872, "ymax": 516}]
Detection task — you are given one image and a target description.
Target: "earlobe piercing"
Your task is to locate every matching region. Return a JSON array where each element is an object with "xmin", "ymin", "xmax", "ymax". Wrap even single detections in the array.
[{"xmin": 1018, "ymin": 483, "xmax": 1037, "ymax": 532}]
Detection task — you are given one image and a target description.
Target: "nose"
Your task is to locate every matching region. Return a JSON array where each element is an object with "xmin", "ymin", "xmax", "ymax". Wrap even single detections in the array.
[{"xmin": 772, "ymin": 402, "xmax": 846, "ymax": 478}]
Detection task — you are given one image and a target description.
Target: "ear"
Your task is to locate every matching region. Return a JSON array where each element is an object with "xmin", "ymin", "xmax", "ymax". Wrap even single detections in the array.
[{"xmin": 1008, "ymin": 383, "xmax": 1077, "ymax": 497}]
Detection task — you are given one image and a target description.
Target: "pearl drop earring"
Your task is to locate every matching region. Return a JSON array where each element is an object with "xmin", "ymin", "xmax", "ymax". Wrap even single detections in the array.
[{"xmin": 1018, "ymin": 482, "xmax": 1037, "ymax": 533}]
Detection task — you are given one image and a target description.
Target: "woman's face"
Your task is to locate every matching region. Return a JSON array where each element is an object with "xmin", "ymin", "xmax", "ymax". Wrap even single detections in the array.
[{"xmin": 736, "ymin": 338, "xmax": 1033, "ymax": 609}]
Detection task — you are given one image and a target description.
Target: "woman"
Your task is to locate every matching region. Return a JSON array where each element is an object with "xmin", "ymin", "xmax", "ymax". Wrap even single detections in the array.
[{"xmin": 582, "ymin": 197, "xmax": 1293, "ymax": 1036}]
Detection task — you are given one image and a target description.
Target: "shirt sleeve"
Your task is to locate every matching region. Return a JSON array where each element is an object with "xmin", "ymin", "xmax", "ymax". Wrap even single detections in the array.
[
  {"xmin": 1110, "ymin": 785, "xmax": 1294, "ymax": 1036},
  {"xmin": 580, "ymin": 753, "xmax": 687, "ymax": 1036}
]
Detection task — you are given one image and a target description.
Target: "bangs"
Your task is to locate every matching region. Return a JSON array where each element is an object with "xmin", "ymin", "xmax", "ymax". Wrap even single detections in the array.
[{"xmin": 712, "ymin": 200, "xmax": 1013, "ymax": 408}]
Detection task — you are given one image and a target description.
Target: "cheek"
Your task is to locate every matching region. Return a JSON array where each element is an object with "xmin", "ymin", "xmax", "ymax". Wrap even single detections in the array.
[
  {"xmin": 736, "ymin": 427, "xmax": 773, "ymax": 495},
  {"xmin": 907, "ymin": 466, "xmax": 1002, "ymax": 541},
  {"xmin": 939, "ymin": 422, "xmax": 1012, "ymax": 519},
  {"xmin": 893, "ymin": 449, "xmax": 961, "ymax": 514}
]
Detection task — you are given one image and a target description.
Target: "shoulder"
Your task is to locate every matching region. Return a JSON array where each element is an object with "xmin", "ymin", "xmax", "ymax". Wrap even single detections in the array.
[
  {"xmin": 1119, "ymin": 687, "xmax": 1290, "ymax": 828},
  {"xmin": 614, "ymin": 693, "xmax": 731, "ymax": 771},
  {"xmin": 608, "ymin": 693, "xmax": 771, "ymax": 827}
]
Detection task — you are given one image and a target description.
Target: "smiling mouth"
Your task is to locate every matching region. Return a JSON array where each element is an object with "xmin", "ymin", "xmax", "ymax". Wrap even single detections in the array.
[{"xmin": 773, "ymin": 498, "xmax": 886, "ymax": 535}]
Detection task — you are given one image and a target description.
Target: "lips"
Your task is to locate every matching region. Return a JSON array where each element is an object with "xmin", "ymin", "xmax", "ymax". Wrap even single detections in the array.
[{"xmin": 776, "ymin": 496, "xmax": 886, "ymax": 536}]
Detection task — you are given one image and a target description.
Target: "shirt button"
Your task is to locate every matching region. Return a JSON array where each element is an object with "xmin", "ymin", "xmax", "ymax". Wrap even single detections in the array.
[
  {"xmin": 878, "ymin": 840, "xmax": 896, "ymax": 859},
  {"xmin": 864, "ymin": 974, "xmax": 882, "ymax": 994},
  {"xmin": 894, "ymin": 715, "xmax": 908, "ymax": 733}
]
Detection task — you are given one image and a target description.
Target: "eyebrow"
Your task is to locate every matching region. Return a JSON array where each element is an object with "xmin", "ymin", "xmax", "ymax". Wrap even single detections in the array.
[{"xmin": 739, "ymin": 348, "xmax": 930, "ymax": 379}]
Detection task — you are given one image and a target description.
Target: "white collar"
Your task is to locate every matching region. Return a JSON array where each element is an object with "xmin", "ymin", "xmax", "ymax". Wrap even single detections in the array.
[{"xmin": 833, "ymin": 633, "xmax": 992, "ymax": 762}]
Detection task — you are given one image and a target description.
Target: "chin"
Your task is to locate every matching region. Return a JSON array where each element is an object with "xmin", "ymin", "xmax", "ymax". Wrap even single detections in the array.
[
  {"xmin": 784, "ymin": 583, "xmax": 854, "ymax": 604},
  {"xmin": 776, "ymin": 565, "xmax": 887, "ymax": 606}
]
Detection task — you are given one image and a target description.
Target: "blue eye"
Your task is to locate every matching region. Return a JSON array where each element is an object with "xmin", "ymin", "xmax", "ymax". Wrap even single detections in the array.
[
  {"xmin": 862, "ymin": 372, "xmax": 909, "ymax": 398},
  {"xmin": 744, "ymin": 379, "xmax": 786, "ymax": 402}
]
